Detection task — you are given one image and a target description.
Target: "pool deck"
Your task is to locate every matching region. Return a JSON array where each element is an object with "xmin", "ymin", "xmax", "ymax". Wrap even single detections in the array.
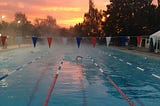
[{"xmin": 111, "ymin": 46, "xmax": 160, "ymax": 60}]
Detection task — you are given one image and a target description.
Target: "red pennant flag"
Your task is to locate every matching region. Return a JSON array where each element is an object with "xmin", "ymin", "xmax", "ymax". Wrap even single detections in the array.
[
  {"xmin": 47, "ymin": 37, "xmax": 53, "ymax": 48},
  {"xmin": 1, "ymin": 36, "xmax": 7, "ymax": 48},
  {"xmin": 91, "ymin": 37, "xmax": 97, "ymax": 47},
  {"xmin": 137, "ymin": 36, "xmax": 142, "ymax": 47}
]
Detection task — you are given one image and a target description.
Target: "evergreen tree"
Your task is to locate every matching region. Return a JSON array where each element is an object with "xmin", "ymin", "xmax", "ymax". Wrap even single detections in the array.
[{"xmin": 74, "ymin": 0, "xmax": 103, "ymax": 37}]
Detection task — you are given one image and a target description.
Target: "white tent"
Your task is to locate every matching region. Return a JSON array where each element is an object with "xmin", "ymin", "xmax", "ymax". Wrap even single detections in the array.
[{"xmin": 149, "ymin": 31, "xmax": 160, "ymax": 53}]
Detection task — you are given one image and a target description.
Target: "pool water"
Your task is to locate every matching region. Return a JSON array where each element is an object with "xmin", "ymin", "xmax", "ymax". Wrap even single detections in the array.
[{"xmin": 0, "ymin": 44, "xmax": 160, "ymax": 106}]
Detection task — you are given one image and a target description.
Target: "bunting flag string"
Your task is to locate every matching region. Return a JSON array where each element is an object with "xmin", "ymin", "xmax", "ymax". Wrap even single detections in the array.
[{"xmin": 0, "ymin": 36, "xmax": 154, "ymax": 49}]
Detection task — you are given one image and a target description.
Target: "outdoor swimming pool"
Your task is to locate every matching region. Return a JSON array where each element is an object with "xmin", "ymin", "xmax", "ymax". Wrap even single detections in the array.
[{"xmin": 0, "ymin": 43, "xmax": 160, "ymax": 106}]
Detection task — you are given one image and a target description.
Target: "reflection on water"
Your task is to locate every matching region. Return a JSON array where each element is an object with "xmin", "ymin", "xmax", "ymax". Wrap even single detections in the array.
[{"xmin": 58, "ymin": 61, "xmax": 85, "ymax": 92}]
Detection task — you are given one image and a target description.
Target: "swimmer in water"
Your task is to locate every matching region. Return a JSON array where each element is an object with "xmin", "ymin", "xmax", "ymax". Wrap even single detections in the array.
[{"xmin": 75, "ymin": 56, "xmax": 83, "ymax": 63}]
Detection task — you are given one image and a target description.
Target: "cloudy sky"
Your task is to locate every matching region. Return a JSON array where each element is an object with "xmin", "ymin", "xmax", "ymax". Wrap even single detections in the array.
[{"xmin": 0, "ymin": 0, "xmax": 110, "ymax": 27}]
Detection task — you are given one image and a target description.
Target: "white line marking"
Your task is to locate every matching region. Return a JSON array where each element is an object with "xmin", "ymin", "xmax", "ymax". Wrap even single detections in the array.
[
  {"xmin": 94, "ymin": 63, "xmax": 98, "ymax": 67},
  {"xmin": 137, "ymin": 67, "xmax": 144, "ymax": 71},
  {"xmin": 22, "ymin": 64, "xmax": 27, "ymax": 67},
  {"xmin": 126, "ymin": 62, "xmax": 132, "ymax": 66},
  {"xmin": 113, "ymin": 56, "xmax": 117, "ymax": 59},
  {"xmin": 99, "ymin": 68, "xmax": 104, "ymax": 73},
  {"xmin": 152, "ymin": 74, "xmax": 160, "ymax": 79},
  {"xmin": 119, "ymin": 59, "xmax": 124, "ymax": 62}
]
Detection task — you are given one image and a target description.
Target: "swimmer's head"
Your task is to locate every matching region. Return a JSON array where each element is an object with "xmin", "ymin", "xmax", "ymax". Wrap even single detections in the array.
[{"xmin": 76, "ymin": 56, "xmax": 83, "ymax": 62}]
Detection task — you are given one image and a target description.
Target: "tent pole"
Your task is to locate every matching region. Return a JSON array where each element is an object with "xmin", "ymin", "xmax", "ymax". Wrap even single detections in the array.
[{"xmin": 155, "ymin": 36, "xmax": 158, "ymax": 53}]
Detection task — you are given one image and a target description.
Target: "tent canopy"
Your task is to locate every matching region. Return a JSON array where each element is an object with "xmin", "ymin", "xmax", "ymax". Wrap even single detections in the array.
[{"xmin": 150, "ymin": 31, "xmax": 160, "ymax": 39}]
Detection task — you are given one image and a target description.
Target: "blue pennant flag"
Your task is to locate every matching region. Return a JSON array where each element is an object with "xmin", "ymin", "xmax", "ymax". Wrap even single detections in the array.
[
  {"xmin": 76, "ymin": 37, "xmax": 82, "ymax": 48},
  {"xmin": 121, "ymin": 36, "xmax": 126, "ymax": 46},
  {"xmin": 32, "ymin": 37, "xmax": 38, "ymax": 48}
]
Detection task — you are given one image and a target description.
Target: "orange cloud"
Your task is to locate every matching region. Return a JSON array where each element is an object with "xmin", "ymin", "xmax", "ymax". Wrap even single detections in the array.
[
  {"xmin": 0, "ymin": 0, "xmax": 109, "ymax": 28},
  {"xmin": 0, "ymin": 2, "xmax": 8, "ymax": 6},
  {"xmin": 59, "ymin": 17, "xmax": 84, "ymax": 27},
  {"xmin": 41, "ymin": 7, "xmax": 82, "ymax": 12},
  {"xmin": 17, "ymin": 2, "xmax": 25, "ymax": 8}
]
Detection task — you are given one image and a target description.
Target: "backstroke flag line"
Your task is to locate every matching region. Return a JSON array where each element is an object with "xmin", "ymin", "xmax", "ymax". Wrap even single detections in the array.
[
  {"xmin": 47, "ymin": 37, "xmax": 53, "ymax": 48},
  {"xmin": 32, "ymin": 37, "xmax": 38, "ymax": 48},
  {"xmin": 106, "ymin": 37, "xmax": 111, "ymax": 47},
  {"xmin": 151, "ymin": 0, "xmax": 159, "ymax": 7}
]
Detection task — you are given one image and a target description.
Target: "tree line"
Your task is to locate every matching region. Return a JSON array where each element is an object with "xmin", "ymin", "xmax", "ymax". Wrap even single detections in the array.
[
  {"xmin": 0, "ymin": 12, "xmax": 73, "ymax": 37},
  {"xmin": 74, "ymin": 0, "xmax": 160, "ymax": 37}
]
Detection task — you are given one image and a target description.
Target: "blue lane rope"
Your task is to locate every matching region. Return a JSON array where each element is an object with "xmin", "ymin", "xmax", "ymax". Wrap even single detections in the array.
[
  {"xmin": 0, "ymin": 53, "xmax": 48, "ymax": 81},
  {"xmin": 96, "ymin": 56, "xmax": 145, "ymax": 106},
  {"xmin": 99, "ymin": 50, "xmax": 160, "ymax": 80},
  {"xmin": 88, "ymin": 56, "xmax": 135, "ymax": 106}
]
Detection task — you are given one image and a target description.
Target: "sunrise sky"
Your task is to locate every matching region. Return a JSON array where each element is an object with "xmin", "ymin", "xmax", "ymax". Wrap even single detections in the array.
[{"xmin": 0, "ymin": 0, "xmax": 110, "ymax": 28}]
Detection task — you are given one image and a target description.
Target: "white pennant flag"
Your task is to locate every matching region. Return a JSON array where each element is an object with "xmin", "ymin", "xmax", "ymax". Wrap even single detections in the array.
[
  {"xmin": 62, "ymin": 37, "xmax": 67, "ymax": 45},
  {"xmin": 106, "ymin": 37, "xmax": 111, "ymax": 47},
  {"xmin": 16, "ymin": 36, "xmax": 22, "ymax": 47},
  {"xmin": 151, "ymin": 0, "xmax": 159, "ymax": 7}
]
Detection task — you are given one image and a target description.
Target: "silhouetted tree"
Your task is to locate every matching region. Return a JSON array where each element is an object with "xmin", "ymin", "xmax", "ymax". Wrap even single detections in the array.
[
  {"xmin": 34, "ymin": 16, "xmax": 59, "ymax": 36},
  {"xmin": 103, "ymin": 0, "xmax": 160, "ymax": 37}
]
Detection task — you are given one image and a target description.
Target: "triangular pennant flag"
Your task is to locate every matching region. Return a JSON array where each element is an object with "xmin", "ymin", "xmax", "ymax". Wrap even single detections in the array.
[
  {"xmin": 137, "ymin": 36, "xmax": 142, "ymax": 47},
  {"xmin": 91, "ymin": 37, "xmax": 97, "ymax": 47},
  {"xmin": 16, "ymin": 36, "xmax": 22, "ymax": 47},
  {"xmin": 1, "ymin": 36, "xmax": 7, "ymax": 48},
  {"xmin": 76, "ymin": 37, "xmax": 82, "ymax": 48},
  {"xmin": 32, "ymin": 37, "xmax": 38, "ymax": 48},
  {"xmin": 121, "ymin": 36, "xmax": 126, "ymax": 46},
  {"xmin": 47, "ymin": 37, "xmax": 53, "ymax": 48},
  {"xmin": 62, "ymin": 37, "xmax": 67, "ymax": 45},
  {"xmin": 106, "ymin": 37, "xmax": 111, "ymax": 47}
]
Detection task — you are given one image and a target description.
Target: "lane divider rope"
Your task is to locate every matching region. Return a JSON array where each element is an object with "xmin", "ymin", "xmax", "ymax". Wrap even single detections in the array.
[
  {"xmin": 0, "ymin": 53, "xmax": 47, "ymax": 81},
  {"xmin": 97, "ymin": 51, "xmax": 145, "ymax": 106},
  {"xmin": 43, "ymin": 59, "xmax": 64, "ymax": 106},
  {"xmin": 88, "ymin": 56, "xmax": 135, "ymax": 106},
  {"xmin": 99, "ymin": 50, "xmax": 160, "ymax": 80}
]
